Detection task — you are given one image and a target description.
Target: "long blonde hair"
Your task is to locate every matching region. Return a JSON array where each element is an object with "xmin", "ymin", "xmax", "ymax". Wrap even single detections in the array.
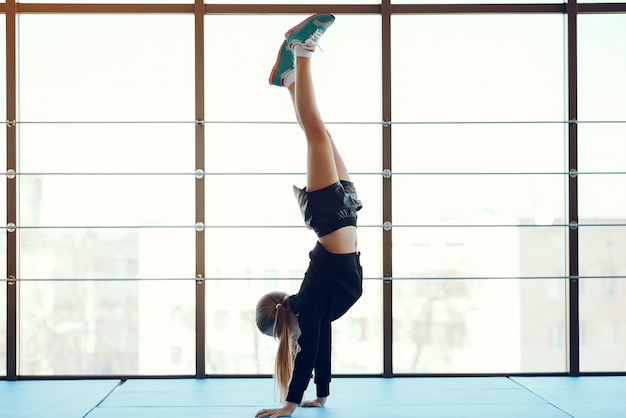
[{"xmin": 256, "ymin": 291, "xmax": 300, "ymax": 401}]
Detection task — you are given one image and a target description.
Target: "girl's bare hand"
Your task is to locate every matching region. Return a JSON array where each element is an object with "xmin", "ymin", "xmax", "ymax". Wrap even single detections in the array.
[{"xmin": 255, "ymin": 402, "xmax": 297, "ymax": 417}]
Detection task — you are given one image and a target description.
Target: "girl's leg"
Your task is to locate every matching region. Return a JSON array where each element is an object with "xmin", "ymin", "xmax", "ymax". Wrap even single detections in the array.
[
  {"xmin": 288, "ymin": 55, "xmax": 358, "ymax": 253},
  {"xmin": 287, "ymin": 91, "xmax": 351, "ymax": 183},
  {"xmin": 288, "ymin": 55, "xmax": 339, "ymax": 192},
  {"xmin": 327, "ymin": 129, "xmax": 351, "ymax": 182}
]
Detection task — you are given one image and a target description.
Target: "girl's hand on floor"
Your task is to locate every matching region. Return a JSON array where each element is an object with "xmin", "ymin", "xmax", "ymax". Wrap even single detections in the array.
[{"xmin": 255, "ymin": 402, "xmax": 297, "ymax": 417}]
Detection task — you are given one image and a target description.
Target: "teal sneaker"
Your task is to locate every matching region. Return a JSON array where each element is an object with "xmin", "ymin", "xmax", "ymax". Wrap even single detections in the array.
[
  {"xmin": 268, "ymin": 39, "xmax": 294, "ymax": 87},
  {"xmin": 285, "ymin": 13, "xmax": 335, "ymax": 51}
]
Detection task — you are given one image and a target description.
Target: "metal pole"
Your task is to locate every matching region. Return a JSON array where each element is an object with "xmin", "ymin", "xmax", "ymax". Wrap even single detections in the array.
[
  {"xmin": 195, "ymin": 0, "xmax": 206, "ymax": 379},
  {"xmin": 566, "ymin": 0, "xmax": 580, "ymax": 377},
  {"xmin": 381, "ymin": 0, "xmax": 393, "ymax": 378},
  {"xmin": 5, "ymin": 0, "xmax": 18, "ymax": 381}
]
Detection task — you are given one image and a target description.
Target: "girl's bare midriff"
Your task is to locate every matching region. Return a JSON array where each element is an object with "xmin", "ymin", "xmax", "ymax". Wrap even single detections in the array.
[{"xmin": 318, "ymin": 225, "xmax": 358, "ymax": 254}]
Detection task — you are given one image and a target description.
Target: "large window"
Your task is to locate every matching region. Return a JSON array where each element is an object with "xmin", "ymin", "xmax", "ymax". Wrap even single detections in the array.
[
  {"xmin": 203, "ymin": 14, "xmax": 383, "ymax": 374},
  {"xmin": 16, "ymin": 14, "xmax": 196, "ymax": 375},
  {"xmin": 391, "ymin": 14, "xmax": 567, "ymax": 373},
  {"xmin": 577, "ymin": 13, "xmax": 626, "ymax": 372},
  {"xmin": 2, "ymin": 3, "xmax": 626, "ymax": 378}
]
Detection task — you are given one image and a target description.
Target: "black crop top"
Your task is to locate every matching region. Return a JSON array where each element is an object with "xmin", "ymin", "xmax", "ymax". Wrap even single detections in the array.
[{"xmin": 286, "ymin": 242, "xmax": 363, "ymax": 404}]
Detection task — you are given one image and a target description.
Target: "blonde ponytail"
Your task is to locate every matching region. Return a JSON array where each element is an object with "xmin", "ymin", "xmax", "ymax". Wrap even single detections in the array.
[
  {"xmin": 255, "ymin": 291, "xmax": 300, "ymax": 402},
  {"xmin": 273, "ymin": 302, "xmax": 299, "ymax": 402}
]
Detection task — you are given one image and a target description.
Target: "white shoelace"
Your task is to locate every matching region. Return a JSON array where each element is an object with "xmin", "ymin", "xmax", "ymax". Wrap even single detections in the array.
[{"xmin": 302, "ymin": 28, "xmax": 324, "ymax": 51}]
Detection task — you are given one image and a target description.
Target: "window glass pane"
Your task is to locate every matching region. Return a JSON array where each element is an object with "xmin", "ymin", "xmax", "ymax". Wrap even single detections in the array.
[
  {"xmin": 393, "ymin": 123, "xmax": 567, "ymax": 227},
  {"xmin": 394, "ymin": 278, "xmax": 567, "ymax": 373},
  {"xmin": 20, "ymin": 228, "xmax": 195, "ymax": 280},
  {"xmin": 579, "ymin": 124, "xmax": 626, "ymax": 173},
  {"xmin": 519, "ymin": 232, "xmax": 569, "ymax": 372},
  {"xmin": 393, "ymin": 226, "xmax": 568, "ymax": 372},
  {"xmin": 579, "ymin": 15, "xmax": 626, "ymax": 121},
  {"xmin": 393, "ymin": 226, "xmax": 566, "ymax": 279},
  {"xmin": 578, "ymin": 13, "xmax": 626, "ymax": 374},
  {"xmin": 206, "ymin": 124, "xmax": 304, "ymax": 173},
  {"xmin": 19, "ymin": 280, "xmax": 195, "ymax": 375},
  {"xmin": 18, "ymin": 15, "xmax": 194, "ymax": 122},
  {"xmin": 19, "ymin": 175, "xmax": 194, "ymax": 227},
  {"xmin": 206, "ymin": 228, "xmax": 382, "ymax": 374},
  {"xmin": 394, "ymin": 175, "xmax": 565, "ymax": 227},
  {"xmin": 579, "ymin": 226, "xmax": 626, "ymax": 372},
  {"xmin": 205, "ymin": 14, "xmax": 380, "ymax": 123},
  {"xmin": 578, "ymin": 175, "xmax": 626, "ymax": 225},
  {"xmin": 19, "ymin": 124, "xmax": 194, "ymax": 173},
  {"xmin": 0, "ymin": 15, "xmax": 6, "ymax": 377},
  {"xmin": 394, "ymin": 124, "xmax": 566, "ymax": 173},
  {"xmin": 19, "ymin": 123, "xmax": 195, "ymax": 227},
  {"xmin": 392, "ymin": 14, "xmax": 565, "ymax": 122},
  {"xmin": 578, "ymin": 128, "xmax": 626, "ymax": 225},
  {"xmin": 19, "ymin": 228, "xmax": 195, "ymax": 374}
]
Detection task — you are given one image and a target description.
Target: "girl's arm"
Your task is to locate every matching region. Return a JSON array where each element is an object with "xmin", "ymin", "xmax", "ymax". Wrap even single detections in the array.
[{"xmin": 312, "ymin": 322, "xmax": 331, "ymax": 397}]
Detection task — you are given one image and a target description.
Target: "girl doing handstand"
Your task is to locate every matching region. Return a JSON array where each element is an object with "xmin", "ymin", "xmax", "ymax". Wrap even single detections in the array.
[{"xmin": 255, "ymin": 14, "xmax": 363, "ymax": 418}]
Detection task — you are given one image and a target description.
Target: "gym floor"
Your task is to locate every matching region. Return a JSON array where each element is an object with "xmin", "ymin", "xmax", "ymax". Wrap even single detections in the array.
[{"xmin": 1, "ymin": 376, "xmax": 625, "ymax": 417}]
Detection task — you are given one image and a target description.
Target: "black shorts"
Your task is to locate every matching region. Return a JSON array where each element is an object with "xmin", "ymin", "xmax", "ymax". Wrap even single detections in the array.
[{"xmin": 293, "ymin": 180, "xmax": 363, "ymax": 237}]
